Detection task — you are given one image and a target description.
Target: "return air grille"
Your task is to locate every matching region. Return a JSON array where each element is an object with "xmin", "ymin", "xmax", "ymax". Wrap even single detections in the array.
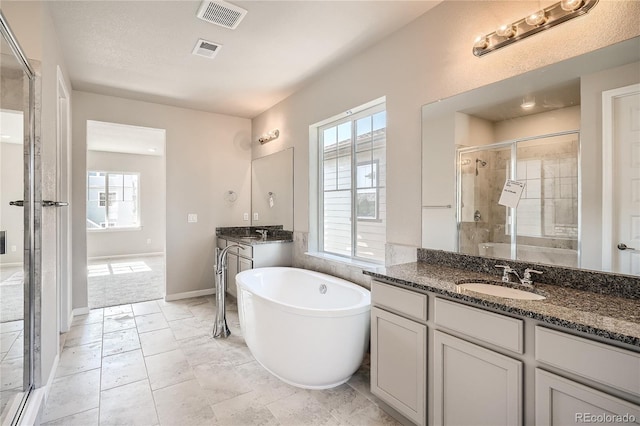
[
  {"xmin": 192, "ymin": 39, "xmax": 222, "ymax": 59},
  {"xmin": 196, "ymin": 0, "xmax": 247, "ymax": 30}
]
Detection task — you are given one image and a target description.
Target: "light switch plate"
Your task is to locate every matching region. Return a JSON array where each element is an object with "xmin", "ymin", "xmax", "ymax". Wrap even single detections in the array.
[
  {"xmin": 253, "ymin": 212, "xmax": 259, "ymax": 221},
  {"xmin": 188, "ymin": 213, "xmax": 198, "ymax": 223},
  {"xmin": 243, "ymin": 213, "xmax": 249, "ymax": 221}
]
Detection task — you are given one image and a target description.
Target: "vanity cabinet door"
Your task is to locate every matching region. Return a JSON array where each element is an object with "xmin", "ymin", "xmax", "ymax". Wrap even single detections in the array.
[
  {"xmin": 535, "ymin": 369, "xmax": 640, "ymax": 426},
  {"xmin": 371, "ymin": 307, "xmax": 426, "ymax": 426},
  {"xmin": 433, "ymin": 330, "xmax": 522, "ymax": 426}
]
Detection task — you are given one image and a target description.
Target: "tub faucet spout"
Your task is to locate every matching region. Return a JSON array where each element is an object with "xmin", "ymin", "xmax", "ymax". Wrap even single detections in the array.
[{"xmin": 213, "ymin": 244, "xmax": 245, "ymax": 339}]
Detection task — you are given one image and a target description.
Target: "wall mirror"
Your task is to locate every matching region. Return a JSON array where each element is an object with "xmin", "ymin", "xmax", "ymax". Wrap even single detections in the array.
[
  {"xmin": 251, "ymin": 147, "xmax": 294, "ymax": 231},
  {"xmin": 421, "ymin": 36, "xmax": 640, "ymax": 275}
]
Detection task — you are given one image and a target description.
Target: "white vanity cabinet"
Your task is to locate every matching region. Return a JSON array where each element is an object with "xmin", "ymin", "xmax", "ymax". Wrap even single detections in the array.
[
  {"xmin": 432, "ymin": 298, "xmax": 523, "ymax": 426},
  {"xmin": 534, "ymin": 327, "xmax": 640, "ymax": 425},
  {"xmin": 371, "ymin": 281, "xmax": 427, "ymax": 426},
  {"xmin": 217, "ymin": 237, "xmax": 292, "ymax": 297}
]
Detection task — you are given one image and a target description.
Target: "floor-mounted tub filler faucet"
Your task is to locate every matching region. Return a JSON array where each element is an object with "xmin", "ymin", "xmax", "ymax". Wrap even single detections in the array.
[{"xmin": 213, "ymin": 244, "xmax": 245, "ymax": 339}]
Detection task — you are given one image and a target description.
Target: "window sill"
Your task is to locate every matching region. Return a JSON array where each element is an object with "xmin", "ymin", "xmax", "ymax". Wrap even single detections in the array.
[
  {"xmin": 87, "ymin": 226, "xmax": 142, "ymax": 233},
  {"xmin": 304, "ymin": 251, "xmax": 382, "ymax": 271}
]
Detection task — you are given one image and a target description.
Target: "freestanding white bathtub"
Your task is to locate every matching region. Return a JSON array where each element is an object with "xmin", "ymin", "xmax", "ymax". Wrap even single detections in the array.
[{"xmin": 235, "ymin": 267, "xmax": 371, "ymax": 389}]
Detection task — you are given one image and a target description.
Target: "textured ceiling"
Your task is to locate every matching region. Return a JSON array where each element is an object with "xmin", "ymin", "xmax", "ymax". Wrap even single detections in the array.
[{"xmin": 48, "ymin": 1, "xmax": 441, "ymax": 118}]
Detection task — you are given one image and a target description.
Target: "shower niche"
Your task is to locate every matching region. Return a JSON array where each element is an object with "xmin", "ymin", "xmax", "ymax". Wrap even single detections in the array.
[{"xmin": 457, "ymin": 132, "xmax": 579, "ymax": 267}]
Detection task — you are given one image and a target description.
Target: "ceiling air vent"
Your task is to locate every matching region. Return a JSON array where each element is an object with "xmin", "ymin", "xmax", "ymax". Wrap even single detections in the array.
[
  {"xmin": 196, "ymin": 0, "xmax": 247, "ymax": 30},
  {"xmin": 192, "ymin": 39, "xmax": 222, "ymax": 59}
]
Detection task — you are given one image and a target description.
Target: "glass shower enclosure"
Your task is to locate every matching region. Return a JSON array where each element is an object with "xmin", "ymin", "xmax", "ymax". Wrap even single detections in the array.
[{"xmin": 457, "ymin": 131, "xmax": 580, "ymax": 267}]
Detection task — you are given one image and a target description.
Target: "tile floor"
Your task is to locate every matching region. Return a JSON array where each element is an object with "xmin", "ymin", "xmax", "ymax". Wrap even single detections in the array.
[{"xmin": 42, "ymin": 296, "xmax": 399, "ymax": 426}]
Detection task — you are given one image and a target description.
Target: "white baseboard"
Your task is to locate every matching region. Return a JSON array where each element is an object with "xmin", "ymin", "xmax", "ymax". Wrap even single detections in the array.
[
  {"xmin": 88, "ymin": 252, "xmax": 164, "ymax": 261},
  {"xmin": 72, "ymin": 307, "xmax": 90, "ymax": 317},
  {"xmin": 0, "ymin": 262, "xmax": 22, "ymax": 269},
  {"xmin": 164, "ymin": 288, "xmax": 214, "ymax": 301},
  {"xmin": 44, "ymin": 353, "xmax": 60, "ymax": 402}
]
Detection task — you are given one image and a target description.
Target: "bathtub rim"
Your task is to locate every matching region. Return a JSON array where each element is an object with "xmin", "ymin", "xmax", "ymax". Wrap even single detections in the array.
[{"xmin": 236, "ymin": 267, "xmax": 371, "ymax": 318}]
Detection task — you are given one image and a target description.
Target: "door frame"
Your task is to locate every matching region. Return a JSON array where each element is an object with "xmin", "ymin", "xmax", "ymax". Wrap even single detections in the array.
[
  {"xmin": 601, "ymin": 83, "xmax": 640, "ymax": 272},
  {"xmin": 56, "ymin": 66, "xmax": 72, "ymax": 332}
]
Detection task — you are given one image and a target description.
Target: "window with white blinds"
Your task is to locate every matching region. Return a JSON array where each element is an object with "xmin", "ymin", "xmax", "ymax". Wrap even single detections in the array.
[{"xmin": 318, "ymin": 103, "xmax": 386, "ymax": 263}]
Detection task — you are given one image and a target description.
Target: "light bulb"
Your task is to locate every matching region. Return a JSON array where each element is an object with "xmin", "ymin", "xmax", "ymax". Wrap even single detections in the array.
[
  {"xmin": 521, "ymin": 96, "xmax": 536, "ymax": 109},
  {"xmin": 525, "ymin": 10, "xmax": 547, "ymax": 26},
  {"xmin": 561, "ymin": 0, "xmax": 583, "ymax": 11},
  {"xmin": 473, "ymin": 36, "xmax": 489, "ymax": 49},
  {"xmin": 496, "ymin": 24, "xmax": 516, "ymax": 38}
]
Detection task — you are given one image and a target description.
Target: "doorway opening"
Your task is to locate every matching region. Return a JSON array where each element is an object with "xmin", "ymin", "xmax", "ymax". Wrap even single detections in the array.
[{"xmin": 85, "ymin": 120, "xmax": 166, "ymax": 308}]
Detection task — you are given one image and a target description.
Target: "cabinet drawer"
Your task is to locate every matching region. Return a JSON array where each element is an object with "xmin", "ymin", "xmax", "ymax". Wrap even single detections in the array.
[
  {"xmin": 371, "ymin": 281, "xmax": 427, "ymax": 322},
  {"xmin": 536, "ymin": 327, "xmax": 640, "ymax": 397},
  {"xmin": 434, "ymin": 298, "xmax": 523, "ymax": 354}
]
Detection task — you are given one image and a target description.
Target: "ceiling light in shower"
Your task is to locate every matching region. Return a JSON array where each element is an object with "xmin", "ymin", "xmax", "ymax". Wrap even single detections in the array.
[{"xmin": 521, "ymin": 96, "xmax": 536, "ymax": 110}]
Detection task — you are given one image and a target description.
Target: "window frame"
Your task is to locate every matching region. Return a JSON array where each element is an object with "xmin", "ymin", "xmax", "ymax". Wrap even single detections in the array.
[
  {"xmin": 87, "ymin": 171, "xmax": 141, "ymax": 231},
  {"xmin": 317, "ymin": 102, "xmax": 386, "ymax": 263}
]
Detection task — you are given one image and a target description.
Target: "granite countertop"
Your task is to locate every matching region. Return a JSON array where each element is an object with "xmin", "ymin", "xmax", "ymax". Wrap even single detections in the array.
[
  {"xmin": 365, "ymin": 262, "xmax": 640, "ymax": 349},
  {"xmin": 219, "ymin": 234, "xmax": 293, "ymax": 245}
]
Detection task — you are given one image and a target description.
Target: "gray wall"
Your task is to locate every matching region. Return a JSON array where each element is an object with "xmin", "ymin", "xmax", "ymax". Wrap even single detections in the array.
[
  {"xmin": 72, "ymin": 91, "xmax": 252, "ymax": 306},
  {"xmin": 86, "ymin": 150, "xmax": 166, "ymax": 257}
]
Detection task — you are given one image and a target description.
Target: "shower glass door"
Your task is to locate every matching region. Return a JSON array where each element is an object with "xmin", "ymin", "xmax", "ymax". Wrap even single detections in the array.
[
  {"xmin": 457, "ymin": 143, "xmax": 512, "ymax": 258},
  {"xmin": 0, "ymin": 12, "xmax": 35, "ymax": 423},
  {"xmin": 457, "ymin": 131, "xmax": 580, "ymax": 268}
]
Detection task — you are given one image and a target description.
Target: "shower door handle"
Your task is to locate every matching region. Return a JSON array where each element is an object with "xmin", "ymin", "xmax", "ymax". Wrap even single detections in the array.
[
  {"xmin": 9, "ymin": 200, "xmax": 24, "ymax": 207},
  {"xmin": 617, "ymin": 243, "xmax": 637, "ymax": 252},
  {"xmin": 42, "ymin": 200, "xmax": 69, "ymax": 207}
]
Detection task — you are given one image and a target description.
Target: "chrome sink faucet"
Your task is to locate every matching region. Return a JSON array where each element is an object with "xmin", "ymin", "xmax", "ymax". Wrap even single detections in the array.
[
  {"xmin": 521, "ymin": 268, "xmax": 543, "ymax": 287},
  {"xmin": 495, "ymin": 265, "xmax": 543, "ymax": 288},
  {"xmin": 496, "ymin": 265, "xmax": 520, "ymax": 283}
]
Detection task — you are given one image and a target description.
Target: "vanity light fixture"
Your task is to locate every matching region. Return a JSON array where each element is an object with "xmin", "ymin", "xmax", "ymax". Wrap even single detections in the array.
[
  {"xmin": 473, "ymin": 0, "xmax": 598, "ymax": 57},
  {"xmin": 258, "ymin": 129, "xmax": 280, "ymax": 145}
]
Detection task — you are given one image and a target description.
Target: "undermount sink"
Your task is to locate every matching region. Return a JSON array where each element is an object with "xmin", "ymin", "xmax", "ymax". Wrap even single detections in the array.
[{"xmin": 456, "ymin": 280, "xmax": 546, "ymax": 301}]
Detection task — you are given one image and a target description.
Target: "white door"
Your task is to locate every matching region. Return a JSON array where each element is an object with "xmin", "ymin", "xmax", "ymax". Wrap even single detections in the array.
[{"xmin": 603, "ymin": 84, "xmax": 640, "ymax": 275}]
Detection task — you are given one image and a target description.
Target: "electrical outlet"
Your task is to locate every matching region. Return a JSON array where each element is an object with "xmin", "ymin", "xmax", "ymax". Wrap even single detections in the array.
[
  {"xmin": 10, "ymin": 245, "xmax": 16, "ymax": 252},
  {"xmin": 146, "ymin": 239, "xmax": 152, "ymax": 245},
  {"xmin": 243, "ymin": 213, "xmax": 249, "ymax": 221},
  {"xmin": 253, "ymin": 212, "xmax": 259, "ymax": 221},
  {"xmin": 188, "ymin": 213, "xmax": 198, "ymax": 223}
]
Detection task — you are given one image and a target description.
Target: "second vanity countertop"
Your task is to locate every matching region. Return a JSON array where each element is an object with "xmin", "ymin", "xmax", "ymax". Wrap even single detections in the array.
[
  {"xmin": 365, "ymin": 262, "xmax": 640, "ymax": 349},
  {"xmin": 218, "ymin": 234, "xmax": 293, "ymax": 245}
]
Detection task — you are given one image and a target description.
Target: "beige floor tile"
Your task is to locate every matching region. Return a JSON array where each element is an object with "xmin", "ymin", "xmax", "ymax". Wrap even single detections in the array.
[
  {"xmin": 168, "ymin": 316, "xmax": 210, "ymax": 341},
  {"xmin": 42, "ymin": 369, "xmax": 100, "ymax": 423},
  {"xmin": 135, "ymin": 312, "xmax": 169, "ymax": 333},
  {"xmin": 55, "ymin": 342, "xmax": 102, "ymax": 378},
  {"xmin": 63, "ymin": 322, "xmax": 103, "ymax": 348},
  {"xmin": 3, "ymin": 333, "xmax": 23, "ymax": 360},
  {"xmin": 344, "ymin": 403, "xmax": 402, "ymax": 426},
  {"xmin": 211, "ymin": 390, "xmax": 279, "ymax": 426},
  {"xmin": 0, "ymin": 357, "xmax": 22, "ymax": 391},
  {"xmin": 71, "ymin": 309, "xmax": 103, "ymax": 327},
  {"xmin": 132, "ymin": 300, "xmax": 161, "ymax": 316},
  {"xmin": 145, "ymin": 349, "xmax": 194, "ymax": 390},
  {"xmin": 158, "ymin": 303, "xmax": 193, "ymax": 321},
  {"xmin": 234, "ymin": 361, "xmax": 299, "ymax": 406},
  {"xmin": 102, "ymin": 327, "xmax": 140, "ymax": 357},
  {"xmin": 100, "ymin": 379, "xmax": 159, "ymax": 426},
  {"xmin": 179, "ymin": 335, "xmax": 233, "ymax": 367},
  {"xmin": 0, "ymin": 320, "xmax": 23, "ymax": 334},
  {"xmin": 267, "ymin": 390, "xmax": 341, "ymax": 426},
  {"xmin": 0, "ymin": 331, "xmax": 19, "ymax": 354},
  {"xmin": 310, "ymin": 383, "xmax": 374, "ymax": 422},
  {"xmin": 194, "ymin": 361, "xmax": 252, "ymax": 405},
  {"xmin": 101, "ymin": 349, "xmax": 148, "ymax": 390},
  {"xmin": 41, "ymin": 408, "xmax": 99, "ymax": 426},
  {"xmin": 103, "ymin": 313, "xmax": 136, "ymax": 333},
  {"xmin": 153, "ymin": 379, "xmax": 217, "ymax": 426},
  {"xmin": 104, "ymin": 304, "xmax": 133, "ymax": 316},
  {"xmin": 139, "ymin": 328, "xmax": 178, "ymax": 357}
]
